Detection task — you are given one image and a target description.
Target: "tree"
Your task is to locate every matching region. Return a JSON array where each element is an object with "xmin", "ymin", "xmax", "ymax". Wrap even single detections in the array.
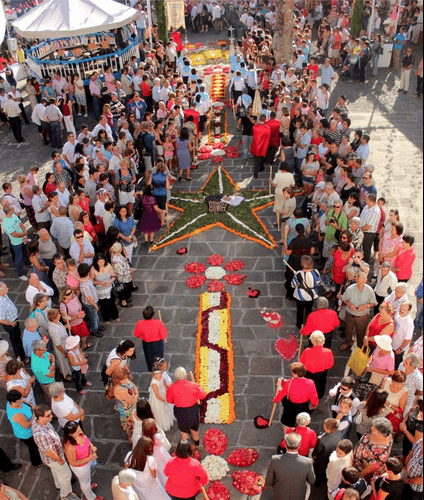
[
  {"xmin": 155, "ymin": 0, "xmax": 168, "ymax": 44},
  {"xmin": 351, "ymin": 0, "xmax": 365, "ymax": 37},
  {"xmin": 275, "ymin": 0, "xmax": 295, "ymax": 67}
]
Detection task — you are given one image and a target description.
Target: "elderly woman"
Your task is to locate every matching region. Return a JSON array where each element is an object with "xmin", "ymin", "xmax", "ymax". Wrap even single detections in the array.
[
  {"xmin": 30, "ymin": 293, "xmax": 51, "ymax": 339},
  {"xmin": 0, "ymin": 340, "xmax": 12, "ymax": 389},
  {"xmin": 300, "ymin": 331, "xmax": 335, "ymax": 399},
  {"xmin": 381, "ymin": 371, "xmax": 409, "ymax": 435},
  {"xmin": 354, "ymin": 417, "xmax": 393, "ymax": 483},
  {"xmin": 133, "ymin": 306, "xmax": 168, "ymax": 372},
  {"xmin": 113, "ymin": 205, "xmax": 137, "ymax": 263},
  {"xmin": 164, "ymin": 439, "xmax": 208, "ymax": 500},
  {"xmin": 47, "ymin": 309, "xmax": 72, "ymax": 381},
  {"xmin": 22, "ymin": 317, "xmax": 42, "ymax": 359},
  {"xmin": 166, "ymin": 367, "xmax": 206, "ymax": 444},
  {"xmin": 365, "ymin": 302, "xmax": 396, "ymax": 349},
  {"xmin": 301, "ymin": 297, "xmax": 340, "ymax": 348},
  {"xmin": 374, "ymin": 262, "xmax": 399, "ymax": 313},
  {"xmin": 112, "ymin": 469, "xmax": 138, "ymax": 500},
  {"xmin": 274, "ymin": 362, "xmax": 319, "ymax": 431},
  {"xmin": 280, "ymin": 412, "xmax": 317, "ymax": 457},
  {"xmin": 63, "ymin": 421, "xmax": 101, "ymax": 500},
  {"xmin": 6, "ymin": 390, "xmax": 43, "ymax": 467},
  {"xmin": 5, "ymin": 359, "xmax": 36, "ymax": 407},
  {"xmin": 30, "ymin": 339, "xmax": 55, "ymax": 404},
  {"xmin": 50, "ymin": 381, "xmax": 84, "ymax": 429},
  {"xmin": 113, "ymin": 368, "xmax": 139, "ymax": 441},
  {"xmin": 110, "ymin": 242, "xmax": 133, "ymax": 308},
  {"xmin": 356, "ymin": 390, "xmax": 390, "ymax": 439},
  {"xmin": 59, "ymin": 287, "xmax": 91, "ymax": 350},
  {"xmin": 378, "ymin": 222, "xmax": 404, "ymax": 269}
]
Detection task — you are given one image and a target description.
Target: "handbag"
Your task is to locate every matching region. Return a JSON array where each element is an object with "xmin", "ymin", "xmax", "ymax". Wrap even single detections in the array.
[
  {"xmin": 347, "ymin": 346, "xmax": 370, "ymax": 377},
  {"xmin": 112, "ymin": 277, "xmax": 125, "ymax": 294}
]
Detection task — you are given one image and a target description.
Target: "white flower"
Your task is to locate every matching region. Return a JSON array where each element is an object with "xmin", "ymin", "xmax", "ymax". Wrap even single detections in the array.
[
  {"xmin": 207, "ymin": 349, "xmax": 220, "ymax": 392},
  {"xmin": 208, "ymin": 293, "xmax": 221, "ymax": 308},
  {"xmin": 208, "ymin": 310, "xmax": 221, "ymax": 345},
  {"xmin": 204, "ymin": 397, "xmax": 221, "ymax": 424},
  {"xmin": 205, "ymin": 266, "xmax": 226, "ymax": 280},
  {"xmin": 201, "ymin": 455, "xmax": 230, "ymax": 481}
]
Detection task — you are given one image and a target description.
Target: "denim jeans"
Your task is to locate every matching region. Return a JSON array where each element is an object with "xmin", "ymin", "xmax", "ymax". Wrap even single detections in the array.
[
  {"xmin": 137, "ymin": 28, "xmax": 146, "ymax": 44},
  {"xmin": 11, "ymin": 242, "xmax": 30, "ymax": 277},
  {"xmin": 242, "ymin": 134, "xmax": 253, "ymax": 158},
  {"xmin": 49, "ymin": 121, "xmax": 62, "ymax": 148},
  {"xmin": 92, "ymin": 96, "xmax": 101, "ymax": 120},
  {"xmin": 82, "ymin": 303, "xmax": 99, "ymax": 335},
  {"xmin": 372, "ymin": 54, "xmax": 380, "ymax": 76}
]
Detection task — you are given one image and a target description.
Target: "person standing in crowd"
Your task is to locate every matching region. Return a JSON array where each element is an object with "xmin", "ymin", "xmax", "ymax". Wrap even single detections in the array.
[
  {"xmin": 0, "ymin": 282, "xmax": 28, "ymax": 362},
  {"xmin": 112, "ymin": 469, "xmax": 138, "ymax": 500},
  {"xmin": 251, "ymin": 114, "xmax": 271, "ymax": 179}
]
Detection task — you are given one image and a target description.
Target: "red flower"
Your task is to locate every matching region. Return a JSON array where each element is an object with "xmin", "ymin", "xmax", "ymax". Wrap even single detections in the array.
[
  {"xmin": 207, "ymin": 255, "xmax": 225, "ymax": 266},
  {"xmin": 185, "ymin": 262, "xmax": 207, "ymax": 274},
  {"xmin": 198, "ymin": 153, "xmax": 212, "ymax": 161},
  {"xmin": 224, "ymin": 274, "xmax": 247, "ymax": 286},
  {"xmin": 232, "ymin": 471, "xmax": 265, "ymax": 495},
  {"xmin": 212, "ymin": 156, "xmax": 224, "ymax": 163},
  {"xmin": 212, "ymin": 144, "xmax": 226, "ymax": 150},
  {"xmin": 204, "ymin": 68, "xmax": 214, "ymax": 75},
  {"xmin": 186, "ymin": 275, "xmax": 207, "ymax": 289},
  {"xmin": 208, "ymin": 280, "xmax": 225, "ymax": 292},
  {"xmin": 203, "ymin": 428, "xmax": 228, "ymax": 455},
  {"xmin": 206, "ymin": 481, "xmax": 230, "ymax": 500},
  {"xmin": 223, "ymin": 67, "xmax": 230, "ymax": 73},
  {"xmin": 195, "ymin": 42, "xmax": 204, "ymax": 48},
  {"xmin": 224, "ymin": 260, "xmax": 245, "ymax": 272},
  {"xmin": 200, "ymin": 146, "xmax": 213, "ymax": 154},
  {"xmin": 227, "ymin": 448, "xmax": 259, "ymax": 467}
]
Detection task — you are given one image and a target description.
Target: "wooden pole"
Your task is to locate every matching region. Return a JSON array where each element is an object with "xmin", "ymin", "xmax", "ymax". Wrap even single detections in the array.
[
  {"xmin": 200, "ymin": 486, "xmax": 210, "ymax": 500},
  {"xmin": 269, "ymin": 166, "xmax": 272, "ymax": 195},
  {"xmin": 158, "ymin": 311, "xmax": 167, "ymax": 343},
  {"xmin": 166, "ymin": 203, "xmax": 170, "ymax": 228},
  {"xmin": 282, "ymin": 259, "xmax": 296, "ymax": 273},
  {"xmin": 298, "ymin": 329, "xmax": 304, "ymax": 361},
  {"xmin": 268, "ymin": 377, "xmax": 282, "ymax": 426}
]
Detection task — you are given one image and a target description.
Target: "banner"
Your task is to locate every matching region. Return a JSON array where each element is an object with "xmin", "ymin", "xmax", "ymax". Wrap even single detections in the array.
[
  {"xmin": 0, "ymin": 0, "xmax": 5, "ymax": 45},
  {"xmin": 165, "ymin": 0, "xmax": 185, "ymax": 31}
]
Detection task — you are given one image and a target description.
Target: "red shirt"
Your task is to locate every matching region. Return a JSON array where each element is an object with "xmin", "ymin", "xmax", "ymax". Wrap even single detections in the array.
[
  {"xmin": 250, "ymin": 123, "xmax": 271, "ymax": 158},
  {"xmin": 332, "ymin": 247, "xmax": 355, "ymax": 285},
  {"xmin": 308, "ymin": 64, "xmax": 319, "ymax": 78},
  {"xmin": 170, "ymin": 31, "xmax": 183, "ymax": 52},
  {"xmin": 285, "ymin": 426, "xmax": 318, "ymax": 456},
  {"xmin": 166, "ymin": 379, "xmax": 206, "ymax": 408},
  {"xmin": 367, "ymin": 314, "xmax": 395, "ymax": 345},
  {"xmin": 184, "ymin": 108, "xmax": 200, "ymax": 135},
  {"xmin": 141, "ymin": 80, "xmax": 152, "ymax": 97},
  {"xmin": 78, "ymin": 198, "xmax": 90, "ymax": 213},
  {"xmin": 301, "ymin": 309, "xmax": 340, "ymax": 336},
  {"xmin": 266, "ymin": 119, "xmax": 281, "ymax": 148},
  {"xmin": 164, "ymin": 457, "xmax": 208, "ymax": 497},
  {"xmin": 300, "ymin": 345, "xmax": 334, "ymax": 373},
  {"xmin": 394, "ymin": 247, "xmax": 416, "ymax": 281},
  {"xmin": 133, "ymin": 319, "xmax": 167, "ymax": 343},
  {"xmin": 311, "ymin": 136, "xmax": 323, "ymax": 146},
  {"xmin": 44, "ymin": 182, "xmax": 57, "ymax": 197},
  {"xmin": 274, "ymin": 378, "xmax": 319, "ymax": 407}
]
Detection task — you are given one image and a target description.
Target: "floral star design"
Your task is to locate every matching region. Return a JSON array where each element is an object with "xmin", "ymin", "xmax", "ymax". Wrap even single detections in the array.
[{"xmin": 151, "ymin": 166, "xmax": 277, "ymax": 251}]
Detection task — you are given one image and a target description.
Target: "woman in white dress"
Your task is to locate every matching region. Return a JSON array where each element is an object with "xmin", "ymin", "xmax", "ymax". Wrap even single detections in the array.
[
  {"xmin": 125, "ymin": 437, "xmax": 170, "ymax": 500},
  {"xmin": 5, "ymin": 360, "xmax": 36, "ymax": 407},
  {"xmin": 148, "ymin": 363, "xmax": 174, "ymax": 432},
  {"xmin": 142, "ymin": 419, "xmax": 171, "ymax": 488},
  {"xmin": 47, "ymin": 309, "xmax": 73, "ymax": 381}
]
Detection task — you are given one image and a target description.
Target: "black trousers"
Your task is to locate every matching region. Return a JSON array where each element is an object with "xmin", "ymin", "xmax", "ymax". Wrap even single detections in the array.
[
  {"xmin": 8, "ymin": 116, "xmax": 23, "ymax": 142},
  {"xmin": 0, "ymin": 447, "xmax": 15, "ymax": 472},
  {"xmin": 20, "ymin": 437, "xmax": 43, "ymax": 466},
  {"xmin": 117, "ymin": 282, "xmax": 132, "ymax": 303},
  {"xmin": 2, "ymin": 321, "xmax": 26, "ymax": 360},
  {"xmin": 72, "ymin": 370, "xmax": 87, "ymax": 392},
  {"xmin": 142, "ymin": 339, "xmax": 164, "ymax": 372},
  {"xmin": 99, "ymin": 296, "xmax": 119, "ymax": 322},
  {"xmin": 363, "ymin": 232, "xmax": 376, "ymax": 264},
  {"xmin": 295, "ymin": 299, "xmax": 314, "ymax": 329},
  {"xmin": 253, "ymin": 156, "xmax": 266, "ymax": 176}
]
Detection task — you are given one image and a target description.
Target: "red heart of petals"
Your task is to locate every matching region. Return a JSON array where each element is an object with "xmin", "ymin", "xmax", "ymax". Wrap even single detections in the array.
[{"xmin": 275, "ymin": 336, "xmax": 299, "ymax": 361}]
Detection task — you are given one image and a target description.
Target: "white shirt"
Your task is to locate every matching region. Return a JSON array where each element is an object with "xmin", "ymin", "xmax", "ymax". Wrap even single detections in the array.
[
  {"xmin": 133, "ymin": 75, "xmax": 142, "ymax": 91},
  {"xmin": 375, "ymin": 270, "xmax": 398, "ymax": 298},
  {"xmin": 386, "ymin": 291, "xmax": 410, "ymax": 313},
  {"xmin": 317, "ymin": 88, "xmax": 330, "ymax": 110},
  {"xmin": 0, "ymin": 93, "xmax": 8, "ymax": 111},
  {"xmin": 92, "ymin": 123, "xmax": 113, "ymax": 142},
  {"xmin": 111, "ymin": 476, "xmax": 138, "ymax": 500},
  {"xmin": 109, "ymin": 154, "xmax": 122, "ymax": 175},
  {"xmin": 25, "ymin": 282, "xmax": 54, "ymax": 307},
  {"xmin": 51, "ymin": 394, "xmax": 80, "ymax": 428},
  {"xmin": 62, "ymin": 141, "xmax": 76, "ymax": 164},
  {"xmin": 69, "ymin": 240, "xmax": 95, "ymax": 266},
  {"xmin": 58, "ymin": 189, "xmax": 70, "ymax": 207},
  {"xmin": 2, "ymin": 194, "xmax": 23, "ymax": 217},
  {"xmin": 32, "ymin": 194, "xmax": 51, "ymax": 223},
  {"xmin": 393, "ymin": 313, "xmax": 414, "ymax": 351},
  {"xmin": 31, "ymin": 103, "xmax": 47, "ymax": 125}
]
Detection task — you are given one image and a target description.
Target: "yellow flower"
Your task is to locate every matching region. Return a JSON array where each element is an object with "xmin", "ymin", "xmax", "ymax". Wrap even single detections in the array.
[
  {"xmin": 199, "ymin": 346, "xmax": 209, "ymax": 391},
  {"xmin": 224, "ymin": 51, "xmax": 230, "ymax": 62},
  {"xmin": 190, "ymin": 54, "xmax": 206, "ymax": 66},
  {"xmin": 205, "ymin": 49, "xmax": 223, "ymax": 60}
]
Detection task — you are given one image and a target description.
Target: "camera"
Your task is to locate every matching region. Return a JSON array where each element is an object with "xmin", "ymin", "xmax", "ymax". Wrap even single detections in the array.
[{"xmin": 329, "ymin": 217, "xmax": 337, "ymax": 224}]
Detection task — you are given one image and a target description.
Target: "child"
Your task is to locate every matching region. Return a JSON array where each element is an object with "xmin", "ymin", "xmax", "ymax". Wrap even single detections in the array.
[
  {"xmin": 316, "ymin": 166, "xmax": 325, "ymax": 184},
  {"xmin": 77, "ymin": 263, "xmax": 104, "ymax": 339},
  {"xmin": 370, "ymin": 457, "xmax": 405, "ymax": 500},
  {"xmin": 334, "ymin": 467, "xmax": 368, "ymax": 499},
  {"xmin": 322, "ymin": 245, "xmax": 338, "ymax": 297},
  {"xmin": 326, "ymin": 439, "xmax": 354, "ymax": 499},
  {"xmin": 142, "ymin": 418, "xmax": 171, "ymax": 488},
  {"xmin": 66, "ymin": 258, "xmax": 81, "ymax": 295},
  {"xmin": 335, "ymin": 397, "xmax": 353, "ymax": 439},
  {"xmin": 329, "ymin": 376, "xmax": 360, "ymax": 418},
  {"xmin": 148, "ymin": 361, "xmax": 174, "ymax": 432},
  {"xmin": 132, "ymin": 399, "xmax": 155, "ymax": 450},
  {"xmin": 65, "ymin": 335, "xmax": 91, "ymax": 395},
  {"xmin": 163, "ymin": 134, "xmax": 174, "ymax": 171},
  {"xmin": 156, "ymin": 357, "xmax": 172, "ymax": 388}
]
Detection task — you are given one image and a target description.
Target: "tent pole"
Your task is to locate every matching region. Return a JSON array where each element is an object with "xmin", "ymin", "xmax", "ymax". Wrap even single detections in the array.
[
  {"xmin": 147, "ymin": 0, "xmax": 153, "ymax": 47},
  {"xmin": 368, "ymin": 0, "xmax": 376, "ymax": 40}
]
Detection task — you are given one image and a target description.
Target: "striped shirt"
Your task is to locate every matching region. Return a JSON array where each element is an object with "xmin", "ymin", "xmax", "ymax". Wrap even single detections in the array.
[
  {"xmin": 32, "ymin": 421, "xmax": 64, "ymax": 465},
  {"xmin": 0, "ymin": 295, "xmax": 18, "ymax": 322},
  {"xmin": 359, "ymin": 203, "xmax": 381, "ymax": 233},
  {"xmin": 3, "ymin": 99, "xmax": 21, "ymax": 118}
]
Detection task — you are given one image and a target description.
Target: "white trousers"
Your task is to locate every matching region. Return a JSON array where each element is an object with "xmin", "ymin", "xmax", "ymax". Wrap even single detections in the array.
[
  {"xmin": 70, "ymin": 463, "xmax": 96, "ymax": 500},
  {"xmin": 48, "ymin": 460, "xmax": 73, "ymax": 498},
  {"xmin": 400, "ymin": 68, "xmax": 412, "ymax": 91},
  {"xmin": 64, "ymin": 116, "xmax": 76, "ymax": 136}
]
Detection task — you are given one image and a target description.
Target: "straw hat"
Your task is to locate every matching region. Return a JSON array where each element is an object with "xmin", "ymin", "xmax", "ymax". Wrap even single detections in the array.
[
  {"xmin": 65, "ymin": 336, "xmax": 80, "ymax": 350},
  {"xmin": 0, "ymin": 340, "xmax": 9, "ymax": 357},
  {"xmin": 374, "ymin": 335, "xmax": 392, "ymax": 352}
]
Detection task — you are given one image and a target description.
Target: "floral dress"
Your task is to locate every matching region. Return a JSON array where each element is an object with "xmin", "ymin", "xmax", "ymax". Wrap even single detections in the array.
[
  {"xmin": 116, "ymin": 381, "xmax": 137, "ymax": 438},
  {"xmin": 322, "ymin": 256, "xmax": 335, "ymax": 292},
  {"xmin": 380, "ymin": 233, "xmax": 403, "ymax": 269},
  {"xmin": 354, "ymin": 432, "xmax": 393, "ymax": 483}
]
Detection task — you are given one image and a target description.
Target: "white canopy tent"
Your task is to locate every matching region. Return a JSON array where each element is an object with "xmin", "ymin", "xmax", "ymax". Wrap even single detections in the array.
[{"xmin": 12, "ymin": 0, "xmax": 138, "ymax": 39}]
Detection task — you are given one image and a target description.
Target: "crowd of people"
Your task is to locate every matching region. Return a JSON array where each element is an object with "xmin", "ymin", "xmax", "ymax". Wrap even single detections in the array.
[{"xmin": 0, "ymin": 0, "xmax": 422, "ymax": 499}]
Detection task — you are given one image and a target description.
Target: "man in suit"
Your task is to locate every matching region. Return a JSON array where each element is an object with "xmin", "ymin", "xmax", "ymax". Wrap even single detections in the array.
[
  {"xmin": 312, "ymin": 418, "xmax": 343, "ymax": 486},
  {"xmin": 260, "ymin": 432, "xmax": 316, "ymax": 500}
]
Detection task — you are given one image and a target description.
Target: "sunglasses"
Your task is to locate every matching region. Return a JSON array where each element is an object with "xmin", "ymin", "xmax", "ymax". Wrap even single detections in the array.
[
  {"xmin": 75, "ymin": 236, "xmax": 83, "ymax": 239},
  {"xmin": 64, "ymin": 291, "xmax": 72, "ymax": 296},
  {"xmin": 334, "ymin": 205, "xmax": 342, "ymax": 208}
]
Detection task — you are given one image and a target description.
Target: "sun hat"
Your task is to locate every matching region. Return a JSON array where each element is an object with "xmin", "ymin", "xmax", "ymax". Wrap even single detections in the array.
[
  {"xmin": 0, "ymin": 340, "xmax": 9, "ymax": 357},
  {"xmin": 111, "ymin": 242, "xmax": 122, "ymax": 253},
  {"xmin": 374, "ymin": 335, "xmax": 392, "ymax": 352},
  {"xmin": 65, "ymin": 335, "xmax": 80, "ymax": 350},
  {"xmin": 316, "ymin": 181, "xmax": 325, "ymax": 190}
]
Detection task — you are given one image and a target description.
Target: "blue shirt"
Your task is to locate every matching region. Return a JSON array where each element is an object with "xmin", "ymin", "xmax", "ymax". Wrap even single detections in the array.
[
  {"xmin": 7, "ymin": 402, "xmax": 33, "ymax": 439},
  {"xmin": 113, "ymin": 217, "xmax": 136, "ymax": 247},
  {"xmin": 394, "ymin": 33, "xmax": 406, "ymax": 50},
  {"xmin": 416, "ymin": 278, "xmax": 423, "ymax": 300},
  {"xmin": 321, "ymin": 65, "xmax": 335, "ymax": 87},
  {"xmin": 152, "ymin": 172, "xmax": 167, "ymax": 197},
  {"xmin": 23, "ymin": 328, "xmax": 42, "ymax": 358},
  {"xmin": 31, "ymin": 352, "xmax": 54, "ymax": 385}
]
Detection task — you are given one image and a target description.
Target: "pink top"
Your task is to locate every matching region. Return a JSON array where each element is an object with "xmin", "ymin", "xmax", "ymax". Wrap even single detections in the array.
[
  {"xmin": 74, "ymin": 436, "xmax": 91, "ymax": 464},
  {"xmin": 370, "ymin": 349, "xmax": 395, "ymax": 378},
  {"xmin": 66, "ymin": 272, "xmax": 80, "ymax": 289}
]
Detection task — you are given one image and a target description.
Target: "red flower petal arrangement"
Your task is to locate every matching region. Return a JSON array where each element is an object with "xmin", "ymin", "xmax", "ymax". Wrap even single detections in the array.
[
  {"xmin": 198, "ymin": 153, "xmax": 212, "ymax": 161},
  {"xmin": 260, "ymin": 308, "xmax": 284, "ymax": 329},
  {"xmin": 176, "ymin": 247, "xmax": 188, "ymax": 255},
  {"xmin": 203, "ymin": 428, "xmax": 228, "ymax": 456},
  {"xmin": 212, "ymin": 156, "xmax": 224, "ymax": 163},
  {"xmin": 223, "ymin": 66, "xmax": 230, "ymax": 73},
  {"xmin": 275, "ymin": 335, "xmax": 299, "ymax": 361},
  {"xmin": 186, "ymin": 274, "xmax": 207, "ymax": 289},
  {"xmin": 195, "ymin": 42, "xmax": 204, "ymax": 48},
  {"xmin": 224, "ymin": 274, "xmax": 247, "ymax": 286},
  {"xmin": 200, "ymin": 146, "xmax": 213, "ymax": 154},
  {"xmin": 247, "ymin": 287, "xmax": 261, "ymax": 298},
  {"xmin": 226, "ymin": 448, "xmax": 259, "ymax": 468},
  {"xmin": 203, "ymin": 67, "xmax": 214, "ymax": 76},
  {"xmin": 232, "ymin": 471, "xmax": 265, "ymax": 496},
  {"xmin": 185, "ymin": 262, "xmax": 207, "ymax": 274},
  {"xmin": 207, "ymin": 254, "xmax": 225, "ymax": 266},
  {"xmin": 208, "ymin": 280, "xmax": 226, "ymax": 292},
  {"xmin": 211, "ymin": 143, "xmax": 226, "ymax": 150},
  {"xmin": 224, "ymin": 260, "xmax": 245, "ymax": 272},
  {"xmin": 224, "ymin": 100, "xmax": 233, "ymax": 109},
  {"xmin": 254, "ymin": 415, "xmax": 270, "ymax": 429},
  {"xmin": 205, "ymin": 481, "xmax": 230, "ymax": 500},
  {"xmin": 225, "ymin": 146, "xmax": 240, "ymax": 159}
]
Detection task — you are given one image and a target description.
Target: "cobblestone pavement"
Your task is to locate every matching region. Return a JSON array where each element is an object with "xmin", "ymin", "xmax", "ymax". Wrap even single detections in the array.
[{"xmin": 0, "ymin": 32, "xmax": 422, "ymax": 500}]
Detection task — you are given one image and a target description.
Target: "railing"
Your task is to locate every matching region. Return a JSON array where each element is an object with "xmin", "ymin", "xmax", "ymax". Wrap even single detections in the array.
[{"xmin": 25, "ymin": 33, "xmax": 139, "ymax": 84}]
